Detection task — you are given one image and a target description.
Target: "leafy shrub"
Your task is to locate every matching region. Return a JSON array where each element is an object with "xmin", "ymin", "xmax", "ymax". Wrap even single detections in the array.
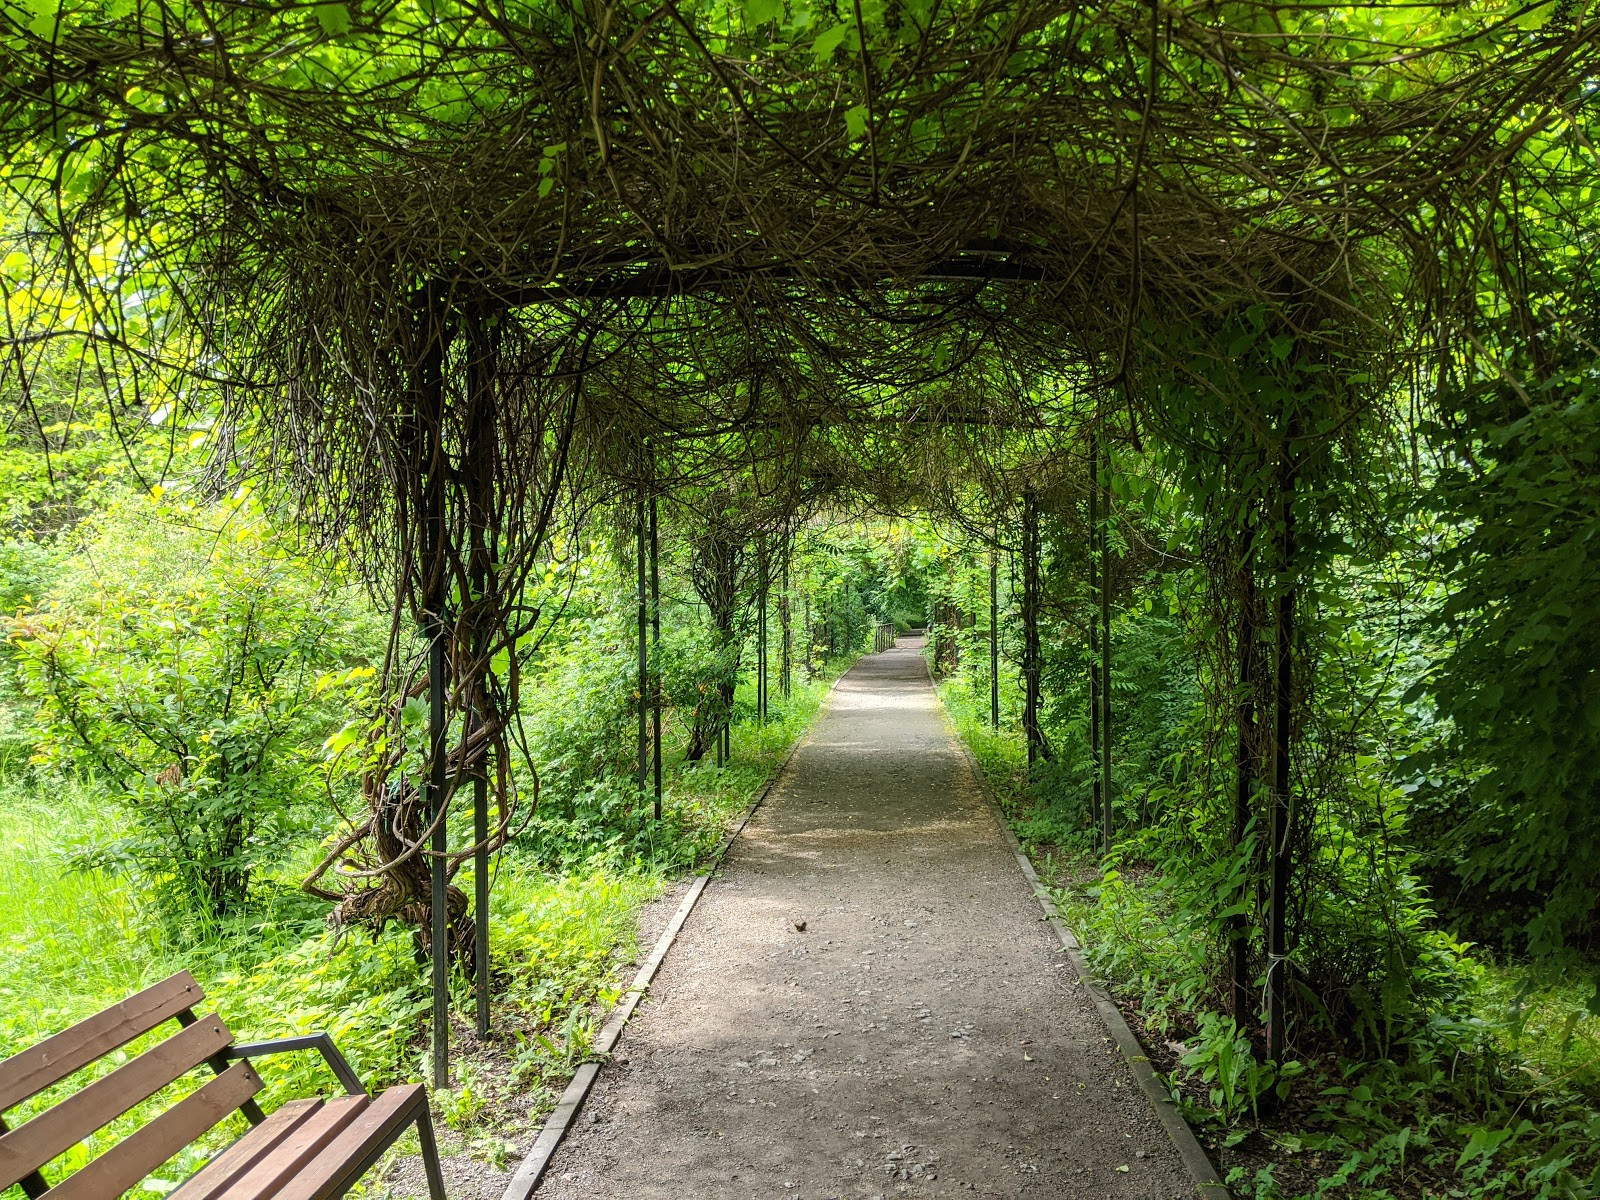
[
  {"xmin": 9, "ymin": 491, "xmax": 375, "ymax": 924},
  {"xmin": 1420, "ymin": 369, "xmax": 1600, "ymax": 959}
]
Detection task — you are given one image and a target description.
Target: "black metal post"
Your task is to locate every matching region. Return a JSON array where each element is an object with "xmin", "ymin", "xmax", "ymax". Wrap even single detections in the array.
[
  {"xmin": 1266, "ymin": 448, "xmax": 1297, "ymax": 1063},
  {"xmin": 1232, "ymin": 525, "xmax": 1258, "ymax": 1027},
  {"xmin": 473, "ymin": 736, "xmax": 489, "ymax": 1038},
  {"xmin": 1099, "ymin": 438, "xmax": 1113, "ymax": 851},
  {"xmin": 427, "ymin": 623, "xmax": 449, "ymax": 1088},
  {"xmin": 803, "ymin": 591, "xmax": 812, "ymax": 680},
  {"xmin": 1089, "ymin": 453, "xmax": 1102, "ymax": 834},
  {"xmin": 758, "ymin": 570, "xmax": 768, "ymax": 724},
  {"xmin": 636, "ymin": 489, "xmax": 649, "ymax": 800},
  {"xmin": 780, "ymin": 545, "xmax": 792, "ymax": 700},
  {"xmin": 650, "ymin": 488, "xmax": 662, "ymax": 820},
  {"xmin": 1022, "ymin": 488, "xmax": 1042, "ymax": 767},
  {"xmin": 988, "ymin": 545, "xmax": 1000, "ymax": 729}
]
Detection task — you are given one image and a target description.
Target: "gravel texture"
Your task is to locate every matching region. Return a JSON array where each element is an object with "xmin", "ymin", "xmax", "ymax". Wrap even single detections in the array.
[{"xmin": 533, "ymin": 640, "xmax": 1195, "ymax": 1199}]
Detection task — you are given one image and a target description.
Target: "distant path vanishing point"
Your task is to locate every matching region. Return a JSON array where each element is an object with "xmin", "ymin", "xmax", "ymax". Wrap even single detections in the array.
[{"xmin": 536, "ymin": 638, "xmax": 1196, "ymax": 1199}]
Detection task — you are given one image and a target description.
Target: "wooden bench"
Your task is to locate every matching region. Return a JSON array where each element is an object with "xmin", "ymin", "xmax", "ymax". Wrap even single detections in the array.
[{"xmin": 0, "ymin": 971, "xmax": 446, "ymax": 1199}]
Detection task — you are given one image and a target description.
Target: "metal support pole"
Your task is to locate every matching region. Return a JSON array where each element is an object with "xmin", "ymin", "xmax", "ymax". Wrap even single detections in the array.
[
  {"xmin": 1089, "ymin": 454, "xmax": 1102, "ymax": 834},
  {"xmin": 472, "ymin": 758, "xmax": 489, "ymax": 1036},
  {"xmin": 650, "ymin": 490, "xmax": 662, "ymax": 820},
  {"xmin": 1022, "ymin": 488, "xmax": 1042, "ymax": 767},
  {"xmin": 1231, "ymin": 526, "xmax": 1258, "ymax": 1026},
  {"xmin": 780, "ymin": 547, "xmax": 792, "ymax": 700},
  {"xmin": 636, "ymin": 489, "xmax": 649, "ymax": 800},
  {"xmin": 427, "ymin": 623, "xmax": 449, "ymax": 1089},
  {"xmin": 803, "ymin": 592, "xmax": 812, "ymax": 680},
  {"xmin": 988, "ymin": 546, "xmax": 1000, "ymax": 730},
  {"xmin": 758, "ymin": 569, "xmax": 768, "ymax": 725},
  {"xmin": 1266, "ymin": 448, "xmax": 1297, "ymax": 1063},
  {"xmin": 1099, "ymin": 438, "xmax": 1113, "ymax": 851}
]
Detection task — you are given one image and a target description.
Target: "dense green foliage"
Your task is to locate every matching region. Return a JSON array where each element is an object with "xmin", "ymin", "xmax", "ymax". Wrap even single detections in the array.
[
  {"xmin": 929, "ymin": 479, "xmax": 1600, "ymax": 1198},
  {"xmin": 1417, "ymin": 365, "xmax": 1600, "ymax": 960},
  {"xmin": 1, "ymin": 0, "xmax": 1598, "ymax": 1195},
  {"xmin": 14, "ymin": 492, "xmax": 375, "ymax": 922}
]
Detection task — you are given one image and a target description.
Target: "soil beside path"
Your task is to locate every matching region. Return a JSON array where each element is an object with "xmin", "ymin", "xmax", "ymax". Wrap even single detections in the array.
[{"xmin": 535, "ymin": 640, "xmax": 1194, "ymax": 1199}]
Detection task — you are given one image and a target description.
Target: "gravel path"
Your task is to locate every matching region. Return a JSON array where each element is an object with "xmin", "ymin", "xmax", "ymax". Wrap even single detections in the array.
[{"xmin": 535, "ymin": 640, "xmax": 1194, "ymax": 1199}]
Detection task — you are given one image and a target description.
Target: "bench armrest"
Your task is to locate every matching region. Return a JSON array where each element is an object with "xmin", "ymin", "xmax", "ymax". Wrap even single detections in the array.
[{"xmin": 224, "ymin": 1034, "xmax": 367, "ymax": 1097}]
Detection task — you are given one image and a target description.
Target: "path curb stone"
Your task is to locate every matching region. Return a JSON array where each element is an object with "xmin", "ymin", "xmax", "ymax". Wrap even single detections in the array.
[
  {"xmin": 933, "ymin": 677, "xmax": 1233, "ymax": 1200},
  {"xmin": 500, "ymin": 675, "xmax": 838, "ymax": 1200}
]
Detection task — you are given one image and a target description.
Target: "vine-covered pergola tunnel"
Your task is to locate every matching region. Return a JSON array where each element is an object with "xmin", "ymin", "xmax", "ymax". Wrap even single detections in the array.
[{"xmin": 2, "ymin": 0, "xmax": 1595, "ymax": 1117}]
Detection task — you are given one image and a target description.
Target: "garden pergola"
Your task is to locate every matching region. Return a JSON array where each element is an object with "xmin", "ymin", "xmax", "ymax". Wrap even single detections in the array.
[{"xmin": 2, "ymin": 0, "xmax": 1594, "ymax": 1084}]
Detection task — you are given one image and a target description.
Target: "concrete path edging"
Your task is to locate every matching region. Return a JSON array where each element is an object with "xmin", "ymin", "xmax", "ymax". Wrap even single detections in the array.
[
  {"xmin": 500, "ymin": 676, "xmax": 837, "ymax": 1200},
  {"xmin": 933, "ymin": 681, "xmax": 1232, "ymax": 1200}
]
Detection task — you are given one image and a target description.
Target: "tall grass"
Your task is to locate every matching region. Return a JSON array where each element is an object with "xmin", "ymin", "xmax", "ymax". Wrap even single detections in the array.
[{"xmin": 0, "ymin": 778, "xmax": 170, "ymax": 1031}]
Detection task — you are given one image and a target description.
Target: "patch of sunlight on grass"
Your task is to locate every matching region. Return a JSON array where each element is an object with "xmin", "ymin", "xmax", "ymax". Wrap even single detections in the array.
[{"xmin": 0, "ymin": 777, "xmax": 168, "ymax": 1030}]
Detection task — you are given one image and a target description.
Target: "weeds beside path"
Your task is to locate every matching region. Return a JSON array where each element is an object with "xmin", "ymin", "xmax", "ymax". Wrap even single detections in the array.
[{"xmin": 939, "ymin": 675, "xmax": 1600, "ymax": 1200}]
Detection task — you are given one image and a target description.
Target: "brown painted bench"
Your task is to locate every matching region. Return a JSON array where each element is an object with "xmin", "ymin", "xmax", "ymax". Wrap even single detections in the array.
[{"xmin": 0, "ymin": 971, "xmax": 446, "ymax": 1199}]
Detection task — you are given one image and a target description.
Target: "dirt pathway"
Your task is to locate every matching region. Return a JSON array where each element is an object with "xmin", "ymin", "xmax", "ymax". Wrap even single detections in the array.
[{"xmin": 535, "ymin": 640, "xmax": 1194, "ymax": 1199}]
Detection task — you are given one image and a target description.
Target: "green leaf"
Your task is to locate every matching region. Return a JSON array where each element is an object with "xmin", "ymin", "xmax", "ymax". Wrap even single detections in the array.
[
  {"xmin": 812, "ymin": 20, "xmax": 851, "ymax": 61},
  {"xmin": 745, "ymin": 0, "xmax": 784, "ymax": 25},
  {"xmin": 314, "ymin": 3, "xmax": 352, "ymax": 35},
  {"xmin": 844, "ymin": 104, "xmax": 869, "ymax": 141},
  {"xmin": 22, "ymin": 0, "xmax": 58, "ymax": 37},
  {"xmin": 323, "ymin": 720, "xmax": 365, "ymax": 758}
]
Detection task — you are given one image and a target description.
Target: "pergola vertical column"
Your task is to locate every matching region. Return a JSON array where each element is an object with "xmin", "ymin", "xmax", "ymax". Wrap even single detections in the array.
[
  {"xmin": 1088, "ymin": 449, "xmax": 1102, "ymax": 834},
  {"xmin": 1231, "ymin": 523, "xmax": 1259, "ymax": 1026},
  {"xmin": 1098, "ymin": 436, "xmax": 1113, "ymax": 851},
  {"xmin": 426, "ymin": 621, "xmax": 449, "ymax": 1088},
  {"xmin": 1266, "ymin": 443, "xmax": 1298, "ymax": 1063},
  {"xmin": 803, "ymin": 591, "xmax": 812, "ymax": 682},
  {"xmin": 636, "ymin": 484, "xmax": 649, "ymax": 800},
  {"xmin": 1022, "ymin": 487, "xmax": 1042, "ymax": 767},
  {"xmin": 419, "ymin": 292, "xmax": 452, "ymax": 1091},
  {"xmin": 988, "ymin": 544, "xmax": 999, "ymax": 730},
  {"xmin": 464, "ymin": 313, "xmax": 494, "ymax": 1043},
  {"xmin": 471, "ymin": 735, "xmax": 489, "ymax": 1037},
  {"xmin": 780, "ymin": 541, "xmax": 792, "ymax": 700},
  {"xmin": 650, "ymin": 485, "xmax": 662, "ymax": 820},
  {"xmin": 757, "ymin": 541, "xmax": 768, "ymax": 725}
]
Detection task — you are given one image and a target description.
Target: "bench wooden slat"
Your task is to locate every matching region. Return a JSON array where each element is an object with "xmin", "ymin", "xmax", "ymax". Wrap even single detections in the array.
[
  {"xmin": 0, "ymin": 972, "xmax": 203, "ymax": 1113},
  {"xmin": 43, "ymin": 1061, "xmax": 263, "ymax": 1200},
  {"xmin": 270, "ymin": 1085, "xmax": 426, "ymax": 1200},
  {"xmin": 168, "ymin": 1099, "xmax": 325, "ymax": 1200},
  {"xmin": 0, "ymin": 1013, "xmax": 234, "ymax": 1189},
  {"xmin": 211, "ymin": 1095, "xmax": 368, "ymax": 1200}
]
